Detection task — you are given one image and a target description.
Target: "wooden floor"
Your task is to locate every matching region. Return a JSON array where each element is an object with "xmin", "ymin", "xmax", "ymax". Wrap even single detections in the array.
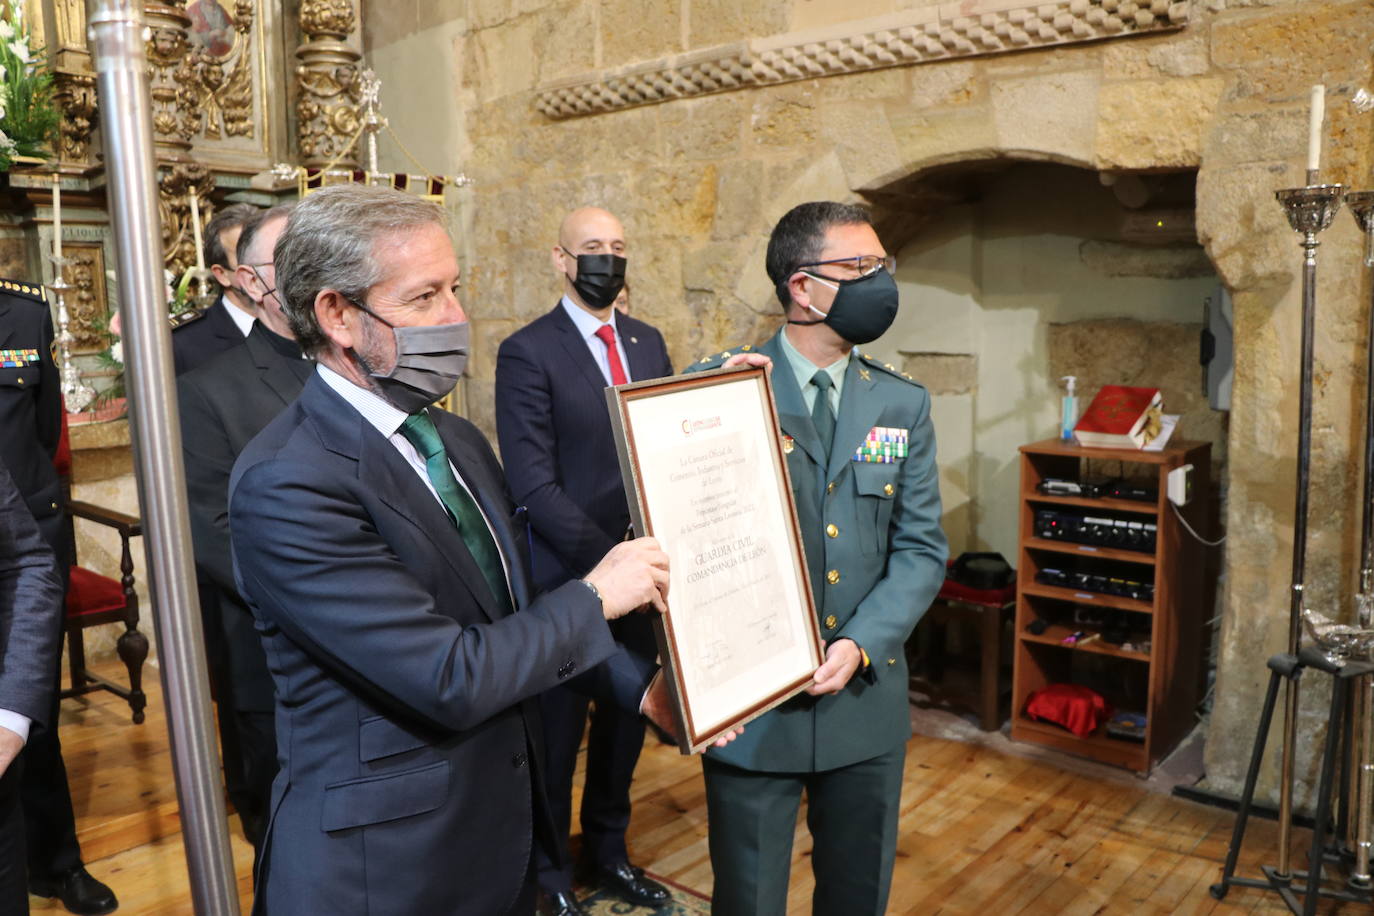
[{"xmin": 33, "ymin": 662, "xmax": 1358, "ymax": 914}]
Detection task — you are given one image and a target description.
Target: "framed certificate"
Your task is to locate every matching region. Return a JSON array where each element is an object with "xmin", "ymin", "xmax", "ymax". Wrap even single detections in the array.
[{"xmin": 606, "ymin": 366, "xmax": 824, "ymax": 754}]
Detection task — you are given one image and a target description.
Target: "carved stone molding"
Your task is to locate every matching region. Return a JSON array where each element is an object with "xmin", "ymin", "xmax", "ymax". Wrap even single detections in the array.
[
  {"xmin": 145, "ymin": 1, "xmax": 199, "ymax": 157},
  {"xmin": 295, "ymin": 0, "xmax": 361, "ymax": 168},
  {"xmin": 535, "ymin": 0, "xmax": 1192, "ymax": 119},
  {"xmin": 157, "ymin": 162, "xmax": 215, "ymax": 279},
  {"xmin": 65, "ymin": 243, "xmax": 109, "ymax": 353},
  {"xmin": 53, "ymin": 72, "xmax": 98, "ymax": 166},
  {"xmin": 187, "ymin": 0, "xmax": 257, "ymax": 141}
]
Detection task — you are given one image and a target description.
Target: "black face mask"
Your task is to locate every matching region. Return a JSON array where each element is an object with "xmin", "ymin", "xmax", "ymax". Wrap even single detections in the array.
[
  {"xmin": 787, "ymin": 267, "xmax": 899, "ymax": 345},
  {"xmin": 564, "ymin": 250, "xmax": 626, "ymax": 312}
]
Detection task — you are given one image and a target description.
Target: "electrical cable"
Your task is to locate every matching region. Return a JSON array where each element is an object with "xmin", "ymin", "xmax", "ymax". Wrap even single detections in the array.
[{"xmin": 1170, "ymin": 499, "xmax": 1227, "ymax": 547}]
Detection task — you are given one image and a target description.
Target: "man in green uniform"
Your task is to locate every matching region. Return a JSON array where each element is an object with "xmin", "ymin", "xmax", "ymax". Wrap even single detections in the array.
[{"xmin": 687, "ymin": 202, "xmax": 947, "ymax": 915}]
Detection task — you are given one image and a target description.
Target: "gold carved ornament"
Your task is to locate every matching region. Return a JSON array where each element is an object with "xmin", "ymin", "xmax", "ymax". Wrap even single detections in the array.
[{"xmin": 185, "ymin": 0, "xmax": 257, "ymax": 140}]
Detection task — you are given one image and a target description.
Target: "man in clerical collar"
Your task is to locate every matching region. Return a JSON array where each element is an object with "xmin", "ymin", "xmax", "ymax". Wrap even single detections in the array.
[{"xmin": 178, "ymin": 203, "xmax": 308, "ymax": 866}]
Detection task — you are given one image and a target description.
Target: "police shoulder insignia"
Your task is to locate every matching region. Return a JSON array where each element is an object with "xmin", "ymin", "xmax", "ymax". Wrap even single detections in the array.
[
  {"xmin": 859, "ymin": 352, "xmax": 920, "ymax": 386},
  {"xmin": 169, "ymin": 307, "xmax": 206, "ymax": 330},
  {"xmin": 0, "ymin": 278, "xmax": 48, "ymax": 304}
]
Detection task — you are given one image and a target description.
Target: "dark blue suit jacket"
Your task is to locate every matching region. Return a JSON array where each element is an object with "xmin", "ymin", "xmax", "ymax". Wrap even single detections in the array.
[
  {"xmin": 495, "ymin": 304, "xmax": 672, "ymax": 588},
  {"xmin": 495, "ymin": 303, "xmax": 672, "ymax": 665},
  {"xmin": 0, "ymin": 459, "xmax": 63, "ymax": 730},
  {"xmin": 229, "ymin": 373, "xmax": 620, "ymax": 915}
]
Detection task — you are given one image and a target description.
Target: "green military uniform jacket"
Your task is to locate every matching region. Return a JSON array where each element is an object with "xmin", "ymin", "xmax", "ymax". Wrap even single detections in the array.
[{"xmin": 685, "ymin": 328, "xmax": 947, "ymax": 773}]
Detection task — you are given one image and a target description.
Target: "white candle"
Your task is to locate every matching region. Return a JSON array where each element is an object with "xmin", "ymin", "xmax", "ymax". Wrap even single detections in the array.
[
  {"xmin": 51, "ymin": 172, "xmax": 62, "ymax": 262},
  {"xmin": 1307, "ymin": 84, "xmax": 1325, "ymax": 174},
  {"xmin": 189, "ymin": 191, "xmax": 205, "ymax": 270}
]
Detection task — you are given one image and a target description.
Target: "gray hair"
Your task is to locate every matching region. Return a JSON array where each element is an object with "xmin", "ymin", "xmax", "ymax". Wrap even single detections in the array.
[{"xmin": 274, "ymin": 185, "xmax": 448, "ymax": 357}]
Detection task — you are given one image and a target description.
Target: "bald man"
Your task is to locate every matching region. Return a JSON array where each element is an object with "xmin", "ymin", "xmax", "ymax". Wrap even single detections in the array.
[{"xmin": 495, "ymin": 207, "xmax": 674, "ymax": 916}]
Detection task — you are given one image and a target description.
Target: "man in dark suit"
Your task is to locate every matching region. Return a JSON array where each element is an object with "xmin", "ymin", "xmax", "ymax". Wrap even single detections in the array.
[
  {"xmin": 0, "ymin": 279, "xmax": 118, "ymax": 915},
  {"xmin": 495, "ymin": 207, "xmax": 673, "ymax": 916},
  {"xmin": 687, "ymin": 202, "xmax": 947, "ymax": 915},
  {"xmin": 171, "ymin": 202, "xmax": 261, "ymax": 377},
  {"xmin": 228, "ymin": 185, "xmax": 706, "ymax": 915},
  {"xmin": 0, "ymin": 458, "xmax": 65, "ymax": 916},
  {"xmin": 178, "ymin": 204, "xmax": 306, "ymax": 856}
]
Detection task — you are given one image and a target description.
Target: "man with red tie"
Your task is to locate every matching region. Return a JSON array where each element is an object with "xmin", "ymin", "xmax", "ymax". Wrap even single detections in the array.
[{"xmin": 495, "ymin": 207, "xmax": 674, "ymax": 916}]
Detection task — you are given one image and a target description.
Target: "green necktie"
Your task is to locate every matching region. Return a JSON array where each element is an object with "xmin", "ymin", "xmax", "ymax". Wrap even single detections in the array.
[
  {"xmin": 399, "ymin": 411, "xmax": 514, "ymax": 615},
  {"xmin": 811, "ymin": 369, "xmax": 835, "ymax": 458}
]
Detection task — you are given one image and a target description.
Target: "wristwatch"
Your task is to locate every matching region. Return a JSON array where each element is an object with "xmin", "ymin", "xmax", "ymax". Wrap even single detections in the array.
[{"xmin": 580, "ymin": 578, "xmax": 603, "ymax": 609}]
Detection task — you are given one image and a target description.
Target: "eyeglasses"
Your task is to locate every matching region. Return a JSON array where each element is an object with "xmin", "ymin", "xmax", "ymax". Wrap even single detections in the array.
[
  {"xmin": 247, "ymin": 264, "xmax": 277, "ymax": 299},
  {"xmin": 795, "ymin": 255, "xmax": 895, "ymax": 278}
]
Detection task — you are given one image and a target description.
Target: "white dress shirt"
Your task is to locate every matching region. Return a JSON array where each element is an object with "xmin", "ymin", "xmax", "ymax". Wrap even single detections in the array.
[
  {"xmin": 560, "ymin": 296, "xmax": 633, "ymax": 384},
  {"xmin": 317, "ymin": 364, "xmax": 513, "ymax": 592},
  {"xmin": 224, "ymin": 294, "xmax": 256, "ymax": 337},
  {"xmin": 0, "ymin": 709, "xmax": 29, "ymax": 744}
]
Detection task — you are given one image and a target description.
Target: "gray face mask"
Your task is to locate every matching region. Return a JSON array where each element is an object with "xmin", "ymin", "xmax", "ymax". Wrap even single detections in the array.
[{"xmin": 347, "ymin": 299, "xmax": 470, "ymax": 413}]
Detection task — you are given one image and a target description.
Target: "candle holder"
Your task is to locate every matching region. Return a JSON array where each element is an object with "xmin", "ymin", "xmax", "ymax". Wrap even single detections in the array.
[
  {"xmin": 45, "ymin": 255, "xmax": 97, "ymax": 415},
  {"xmin": 179, "ymin": 265, "xmax": 215, "ymax": 309},
  {"xmin": 1349, "ymin": 191, "xmax": 1374, "ymax": 268}
]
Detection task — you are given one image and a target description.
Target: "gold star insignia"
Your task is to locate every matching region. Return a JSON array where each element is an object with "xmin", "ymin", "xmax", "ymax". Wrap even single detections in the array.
[
  {"xmin": 858, "ymin": 368, "xmax": 871, "ymax": 382},
  {"xmin": 742, "ymin": 344, "xmax": 752, "ymax": 351}
]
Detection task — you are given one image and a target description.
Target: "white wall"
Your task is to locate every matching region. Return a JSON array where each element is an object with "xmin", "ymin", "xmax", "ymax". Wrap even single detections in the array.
[{"xmin": 864, "ymin": 165, "xmax": 1217, "ymax": 560}]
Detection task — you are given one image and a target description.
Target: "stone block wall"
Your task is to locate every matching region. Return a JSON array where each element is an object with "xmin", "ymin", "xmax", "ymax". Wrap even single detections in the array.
[{"xmin": 364, "ymin": 0, "xmax": 1374, "ymax": 805}]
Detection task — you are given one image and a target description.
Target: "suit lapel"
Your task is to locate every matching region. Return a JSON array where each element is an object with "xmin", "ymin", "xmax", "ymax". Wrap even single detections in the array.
[
  {"xmin": 362, "ymin": 428, "xmax": 508, "ymax": 623},
  {"xmin": 620, "ymin": 317, "xmax": 656, "ymax": 382},
  {"xmin": 434, "ymin": 415, "xmax": 532, "ymax": 612},
  {"xmin": 760, "ymin": 331, "xmax": 826, "ymax": 469},
  {"xmin": 550, "ymin": 303, "xmax": 612, "ymax": 397},
  {"xmin": 302, "ymin": 379, "xmax": 506, "ymax": 624},
  {"xmin": 829, "ymin": 355, "xmax": 883, "ymax": 472},
  {"xmin": 246, "ymin": 329, "xmax": 309, "ymax": 410}
]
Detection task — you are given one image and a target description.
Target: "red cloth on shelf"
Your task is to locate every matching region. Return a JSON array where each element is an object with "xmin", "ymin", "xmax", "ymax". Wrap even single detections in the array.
[
  {"xmin": 937, "ymin": 560, "xmax": 1016, "ymax": 608},
  {"xmin": 1025, "ymin": 684, "xmax": 1113, "ymax": 738}
]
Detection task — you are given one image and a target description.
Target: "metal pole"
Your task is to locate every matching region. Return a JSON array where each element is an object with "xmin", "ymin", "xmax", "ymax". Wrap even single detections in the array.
[
  {"xmin": 86, "ymin": 3, "xmax": 240, "ymax": 913},
  {"xmin": 1271, "ymin": 174, "xmax": 1344, "ymax": 879}
]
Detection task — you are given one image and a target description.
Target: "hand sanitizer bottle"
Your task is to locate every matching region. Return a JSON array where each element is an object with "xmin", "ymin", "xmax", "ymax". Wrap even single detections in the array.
[{"xmin": 1060, "ymin": 376, "xmax": 1077, "ymax": 441}]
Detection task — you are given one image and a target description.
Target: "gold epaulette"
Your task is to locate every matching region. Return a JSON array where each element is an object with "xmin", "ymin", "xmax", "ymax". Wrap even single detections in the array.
[
  {"xmin": 0, "ymin": 278, "xmax": 47, "ymax": 303},
  {"xmin": 855, "ymin": 348, "xmax": 921, "ymax": 386}
]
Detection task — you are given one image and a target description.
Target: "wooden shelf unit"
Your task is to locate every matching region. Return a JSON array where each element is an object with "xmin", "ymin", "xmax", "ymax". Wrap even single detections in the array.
[{"xmin": 1012, "ymin": 438, "xmax": 1212, "ymax": 773}]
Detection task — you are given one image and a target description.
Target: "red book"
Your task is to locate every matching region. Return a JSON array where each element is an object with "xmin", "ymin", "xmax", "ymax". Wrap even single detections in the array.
[{"xmin": 1073, "ymin": 385, "xmax": 1163, "ymax": 449}]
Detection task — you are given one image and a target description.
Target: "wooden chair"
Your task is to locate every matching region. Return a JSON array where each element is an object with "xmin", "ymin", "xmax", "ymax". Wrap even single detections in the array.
[{"xmin": 54, "ymin": 410, "xmax": 149, "ymax": 724}]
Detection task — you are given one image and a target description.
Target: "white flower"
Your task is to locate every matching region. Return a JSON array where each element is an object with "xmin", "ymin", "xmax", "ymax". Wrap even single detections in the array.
[
  {"xmin": 109, "ymin": 341, "xmax": 123, "ymax": 366},
  {"xmin": 0, "ymin": 21, "xmax": 14, "ymax": 42},
  {"xmin": 0, "ymin": 62, "xmax": 7, "ymax": 81},
  {"xmin": 8, "ymin": 39, "xmax": 28, "ymax": 64},
  {"xmin": 0, "ymin": 129, "xmax": 15, "ymax": 157}
]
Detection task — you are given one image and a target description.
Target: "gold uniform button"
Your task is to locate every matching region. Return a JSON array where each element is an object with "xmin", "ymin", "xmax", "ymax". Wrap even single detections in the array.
[
  {"xmin": 826, "ymin": 481, "xmax": 836, "ymax": 494},
  {"xmin": 16, "ymin": 378, "xmax": 23, "ymax": 386},
  {"xmin": 826, "ymin": 524, "xmax": 838, "ymax": 538},
  {"xmin": 826, "ymin": 569, "xmax": 840, "ymax": 585},
  {"xmin": 824, "ymin": 614, "xmax": 837, "ymax": 629},
  {"xmin": 883, "ymin": 483, "xmax": 894, "ymax": 496}
]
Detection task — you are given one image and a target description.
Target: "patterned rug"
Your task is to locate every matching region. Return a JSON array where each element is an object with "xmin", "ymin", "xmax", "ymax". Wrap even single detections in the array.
[{"xmin": 577, "ymin": 873, "xmax": 711, "ymax": 915}]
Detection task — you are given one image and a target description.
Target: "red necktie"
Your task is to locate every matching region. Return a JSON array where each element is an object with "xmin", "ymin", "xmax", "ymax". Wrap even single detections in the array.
[{"xmin": 594, "ymin": 324, "xmax": 629, "ymax": 385}]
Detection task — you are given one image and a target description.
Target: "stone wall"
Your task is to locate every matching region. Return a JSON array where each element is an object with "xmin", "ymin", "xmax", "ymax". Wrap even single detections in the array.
[{"xmin": 365, "ymin": 0, "xmax": 1374, "ymax": 804}]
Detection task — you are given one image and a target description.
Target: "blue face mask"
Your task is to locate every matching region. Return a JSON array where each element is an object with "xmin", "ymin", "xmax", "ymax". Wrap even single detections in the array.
[
  {"xmin": 788, "ymin": 268, "xmax": 900, "ymax": 345},
  {"xmin": 347, "ymin": 299, "xmax": 470, "ymax": 413}
]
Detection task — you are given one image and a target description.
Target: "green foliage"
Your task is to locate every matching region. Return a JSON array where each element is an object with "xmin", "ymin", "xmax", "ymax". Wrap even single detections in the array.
[{"xmin": 0, "ymin": 14, "xmax": 60, "ymax": 171}]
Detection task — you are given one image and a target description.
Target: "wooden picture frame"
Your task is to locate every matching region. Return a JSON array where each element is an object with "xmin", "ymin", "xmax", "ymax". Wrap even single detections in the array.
[{"xmin": 606, "ymin": 366, "xmax": 824, "ymax": 754}]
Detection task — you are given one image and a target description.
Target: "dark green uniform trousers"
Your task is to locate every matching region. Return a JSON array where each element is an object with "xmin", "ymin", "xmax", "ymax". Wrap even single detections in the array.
[{"xmin": 703, "ymin": 742, "xmax": 906, "ymax": 916}]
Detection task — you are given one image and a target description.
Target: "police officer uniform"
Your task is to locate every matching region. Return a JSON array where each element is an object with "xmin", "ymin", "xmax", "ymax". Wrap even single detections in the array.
[
  {"xmin": 0, "ymin": 278, "xmax": 118, "ymax": 913},
  {"xmin": 686, "ymin": 328, "xmax": 947, "ymax": 916}
]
